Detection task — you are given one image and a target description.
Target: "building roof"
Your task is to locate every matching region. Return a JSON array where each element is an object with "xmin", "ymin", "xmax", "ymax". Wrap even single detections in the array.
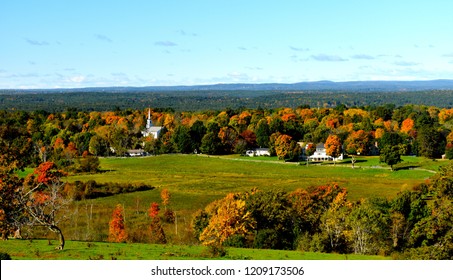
[{"xmin": 146, "ymin": 126, "xmax": 163, "ymax": 132}]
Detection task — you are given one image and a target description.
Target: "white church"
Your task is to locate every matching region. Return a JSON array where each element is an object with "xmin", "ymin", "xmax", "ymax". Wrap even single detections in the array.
[{"xmin": 142, "ymin": 108, "xmax": 163, "ymax": 139}]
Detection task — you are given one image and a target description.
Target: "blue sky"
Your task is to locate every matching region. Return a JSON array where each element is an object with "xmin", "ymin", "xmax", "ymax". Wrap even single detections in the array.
[{"xmin": 2, "ymin": 0, "xmax": 453, "ymax": 89}]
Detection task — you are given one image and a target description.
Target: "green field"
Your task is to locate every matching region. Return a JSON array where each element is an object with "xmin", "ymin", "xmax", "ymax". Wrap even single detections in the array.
[
  {"xmin": 4, "ymin": 154, "xmax": 448, "ymax": 260},
  {"xmin": 68, "ymin": 154, "xmax": 442, "ymax": 202},
  {"xmin": 0, "ymin": 239, "xmax": 389, "ymax": 260}
]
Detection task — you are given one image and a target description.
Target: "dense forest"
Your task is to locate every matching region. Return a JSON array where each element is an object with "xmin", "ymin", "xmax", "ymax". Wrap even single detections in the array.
[
  {"xmin": 2, "ymin": 89, "xmax": 453, "ymax": 112},
  {"xmin": 1, "ymin": 103, "xmax": 453, "ymax": 259}
]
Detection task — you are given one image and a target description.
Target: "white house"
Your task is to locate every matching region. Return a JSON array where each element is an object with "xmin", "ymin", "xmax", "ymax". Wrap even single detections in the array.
[
  {"xmin": 142, "ymin": 108, "xmax": 163, "ymax": 139},
  {"xmin": 246, "ymin": 148, "xmax": 271, "ymax": 157},
  {"xmin": 126, "ymin": 149, "xmax": 146, "ymax": 157},
  {"xmin": 301, "ymin": 142, "xmax": 343, "ymax": 162}
]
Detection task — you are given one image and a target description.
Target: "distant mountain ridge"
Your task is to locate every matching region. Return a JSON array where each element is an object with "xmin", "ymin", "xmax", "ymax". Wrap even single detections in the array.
[{"xmin": 4, "ymin": 79, "xmax": 453, "ymax": 93}]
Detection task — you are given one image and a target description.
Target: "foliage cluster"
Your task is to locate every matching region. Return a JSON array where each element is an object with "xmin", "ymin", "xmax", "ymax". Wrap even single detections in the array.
[
  {"xmin": 1, "ymin": 103, "xmax": 452, "ymax": 173},
  {"xmin": 192, "ymin": 166, "xmax": 453, "ymax": 259}
]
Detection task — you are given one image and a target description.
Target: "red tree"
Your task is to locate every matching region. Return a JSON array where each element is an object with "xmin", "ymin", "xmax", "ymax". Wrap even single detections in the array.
[
  {"xmin": 20, "ymin": 162, "xmax": 69, "ymax": 249},
  {"xmin": 148, "ymin": 202, "xmax": 160, "ymax": 219},
  {"xmin": 148, "ymin": 202, "xmax": 166, "ymax": 244}
]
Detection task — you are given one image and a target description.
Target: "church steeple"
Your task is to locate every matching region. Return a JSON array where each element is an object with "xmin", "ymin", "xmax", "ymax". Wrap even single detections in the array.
[
  {"xmin": 142, "ymin": 107, "xmax": 162, "ymax": 139},
  {"xmin": 146, "ymin": 108, "xmax": 152, "ymax": 129}
]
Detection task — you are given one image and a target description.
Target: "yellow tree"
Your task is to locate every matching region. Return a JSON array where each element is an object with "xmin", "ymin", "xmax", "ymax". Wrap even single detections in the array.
[
  {"xmin": 199, "ymin": 193, "xmax": 255, "ymax": 246},
  {"xmin": 161, "ymin": 189, "xmax": 171, "ymax": 210},
  {"xmin": 321, "ymin": 190, "xmax": 352, "ymax": 252}
]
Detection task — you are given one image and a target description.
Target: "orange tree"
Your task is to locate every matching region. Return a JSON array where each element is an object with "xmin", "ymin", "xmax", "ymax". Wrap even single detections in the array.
[
  {"xmin": 148, "ymin": 202, "xmax": 166, "ymax": 244},
  {"xmin": 108, "ymin": 204, "xmax": 127, "ymax": 243},
  {"xmin": 325, "ymin": 135, "xmax": 342, "ymax": 162}
]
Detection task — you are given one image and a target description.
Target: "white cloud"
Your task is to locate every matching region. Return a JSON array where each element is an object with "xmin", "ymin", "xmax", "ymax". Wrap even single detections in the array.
[
  {"xmin": 311, "ymin": 54, "xmax": 348, "ymax": 62},
  {"xmin": 351, "ymin": 54, "xmax": 375, "ymax": 60},
  {"xmin": 69, "ymin": 76, "xmax": 86, "ymax": 83},
  {"xmin": 25, "ymin": 38, "xmax": 49, "ymax": 46},
  {"xmin": 94, "ymin": 34, "xmax": 113, "ymax": 43},
  {"xmin": 394, "ymin": 61, "xmax": 419, "ymax": 67},
  {"xmin": 290, "ymin": 46, "xmax": 310, "ymax": 52},
  {"xmin": 155, "ymin": 41, "xmax": 178, "ymax": 47}
]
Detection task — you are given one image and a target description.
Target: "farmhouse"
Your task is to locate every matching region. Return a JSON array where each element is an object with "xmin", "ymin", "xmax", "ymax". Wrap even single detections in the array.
[
  {"xmin": 142, "ymin": 108, "xmax": 163, "ymax": 139},
  {"xmin": 301, "ymin": 143, "xmax": 343, "ymax": 162}
]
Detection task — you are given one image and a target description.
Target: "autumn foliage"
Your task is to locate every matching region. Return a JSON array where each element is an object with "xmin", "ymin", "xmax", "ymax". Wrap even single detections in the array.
[
  {"xmin": 199, "ymin": 193, "xmax": 255, "ymax": 246},
  {"xmin": 148, "ymin": 202, "xmax": 160, "ymax": 219},
  {"xmin": 325, "ymin": 135, "xmax": 342, "ymax": 159},
  {"xmin": 109, "ymin": 204, "xmax": 127, "ymax": 242},
  {"xmin": 148, "ymin": 202, "xmax": 167, "ymax": 244},
  {"xmin": 33, "ymin": 161, "xmax": 66, "ymax": 185}
]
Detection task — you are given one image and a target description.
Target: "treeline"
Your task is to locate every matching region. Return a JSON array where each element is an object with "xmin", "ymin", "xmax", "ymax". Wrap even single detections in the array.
[
  {"xmin": 192, "ymin": 163, "xmax": 453, "ymax": 259},
  {"xmin": 2, "ymin": 90, "xmax": 453, "ymax": 112},
  {"xmin": 1, "ymin": 103, "xmax": 453, "ymax": 173}
]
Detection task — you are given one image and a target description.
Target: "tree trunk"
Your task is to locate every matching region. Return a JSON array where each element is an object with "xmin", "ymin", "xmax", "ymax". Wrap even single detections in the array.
[{"xmin": 49, "ymin": 225, "xmax": 65, "ymax": 250}]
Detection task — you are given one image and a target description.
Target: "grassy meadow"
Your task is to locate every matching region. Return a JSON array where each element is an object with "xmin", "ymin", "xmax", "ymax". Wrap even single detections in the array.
[
  {"xmin": 4, "ymin": 154, "xmax": 448, "ymax": 260},
  {"xmin": 0, "ymin": 239, "xmax": 389, "ymax": 260}
]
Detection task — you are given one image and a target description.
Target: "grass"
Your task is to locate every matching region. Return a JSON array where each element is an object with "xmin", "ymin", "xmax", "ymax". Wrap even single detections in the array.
[
  {"xmin": 0, "ymin": 239, "xmax": 390, "ymax": 260},
  {"xmin": 68, "ymin": 154, "xmax": 442, "ymax": 202}
]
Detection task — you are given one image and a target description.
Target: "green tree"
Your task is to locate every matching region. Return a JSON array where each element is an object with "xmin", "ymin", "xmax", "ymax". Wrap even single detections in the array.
[
  {"xmin": 171, "ymin": 125, "xmax": 192, "ymax": 153},
  {"xmin": 200, "ymin": 132, "xmax": 223, "ymax": 155},
  {"xmin": 190, "ymin": 120, "xmax": 207, "ymax": 152},
  {"xmin": 246, "ymin": 190, "xmax": 294, "ymax": 249},
  {"xmin": 75, "ymin": 155, "xmax": 100, "ymax": 173},
  {"xmin": 0, "ymin": 171, "xmax": 24, "ymax": 240},
  {"xmin": 347, "ymin": 200, "xmax": 388, "ymax": 255},
  {"xmin": 390, "ymin": 190, "xmax": 429, "ymax": 250},
  {"xmin": 0, "ymin": 124, "xmax": 33, "ymax": 240},
  {"xmin": 409, "ymin": 198, "xmax": 453, "ymax": 259},
  {"xmin": 432, "ymin": 162, "xmax": 453, "ymax": 199},
  {"xmin": 88, "ymin": 135, "xmax": 108, "ymax": 156},
  {"xmin": 379, "ymin": 145, "xmax": 402, "ymax": 171},
  {"xmin": 416, "ymin": 126, "xmax": 445, "ymax": 159},
  {"xmin": 255, "ymin": 119, "xmax": 270, "ymax": 147}
]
